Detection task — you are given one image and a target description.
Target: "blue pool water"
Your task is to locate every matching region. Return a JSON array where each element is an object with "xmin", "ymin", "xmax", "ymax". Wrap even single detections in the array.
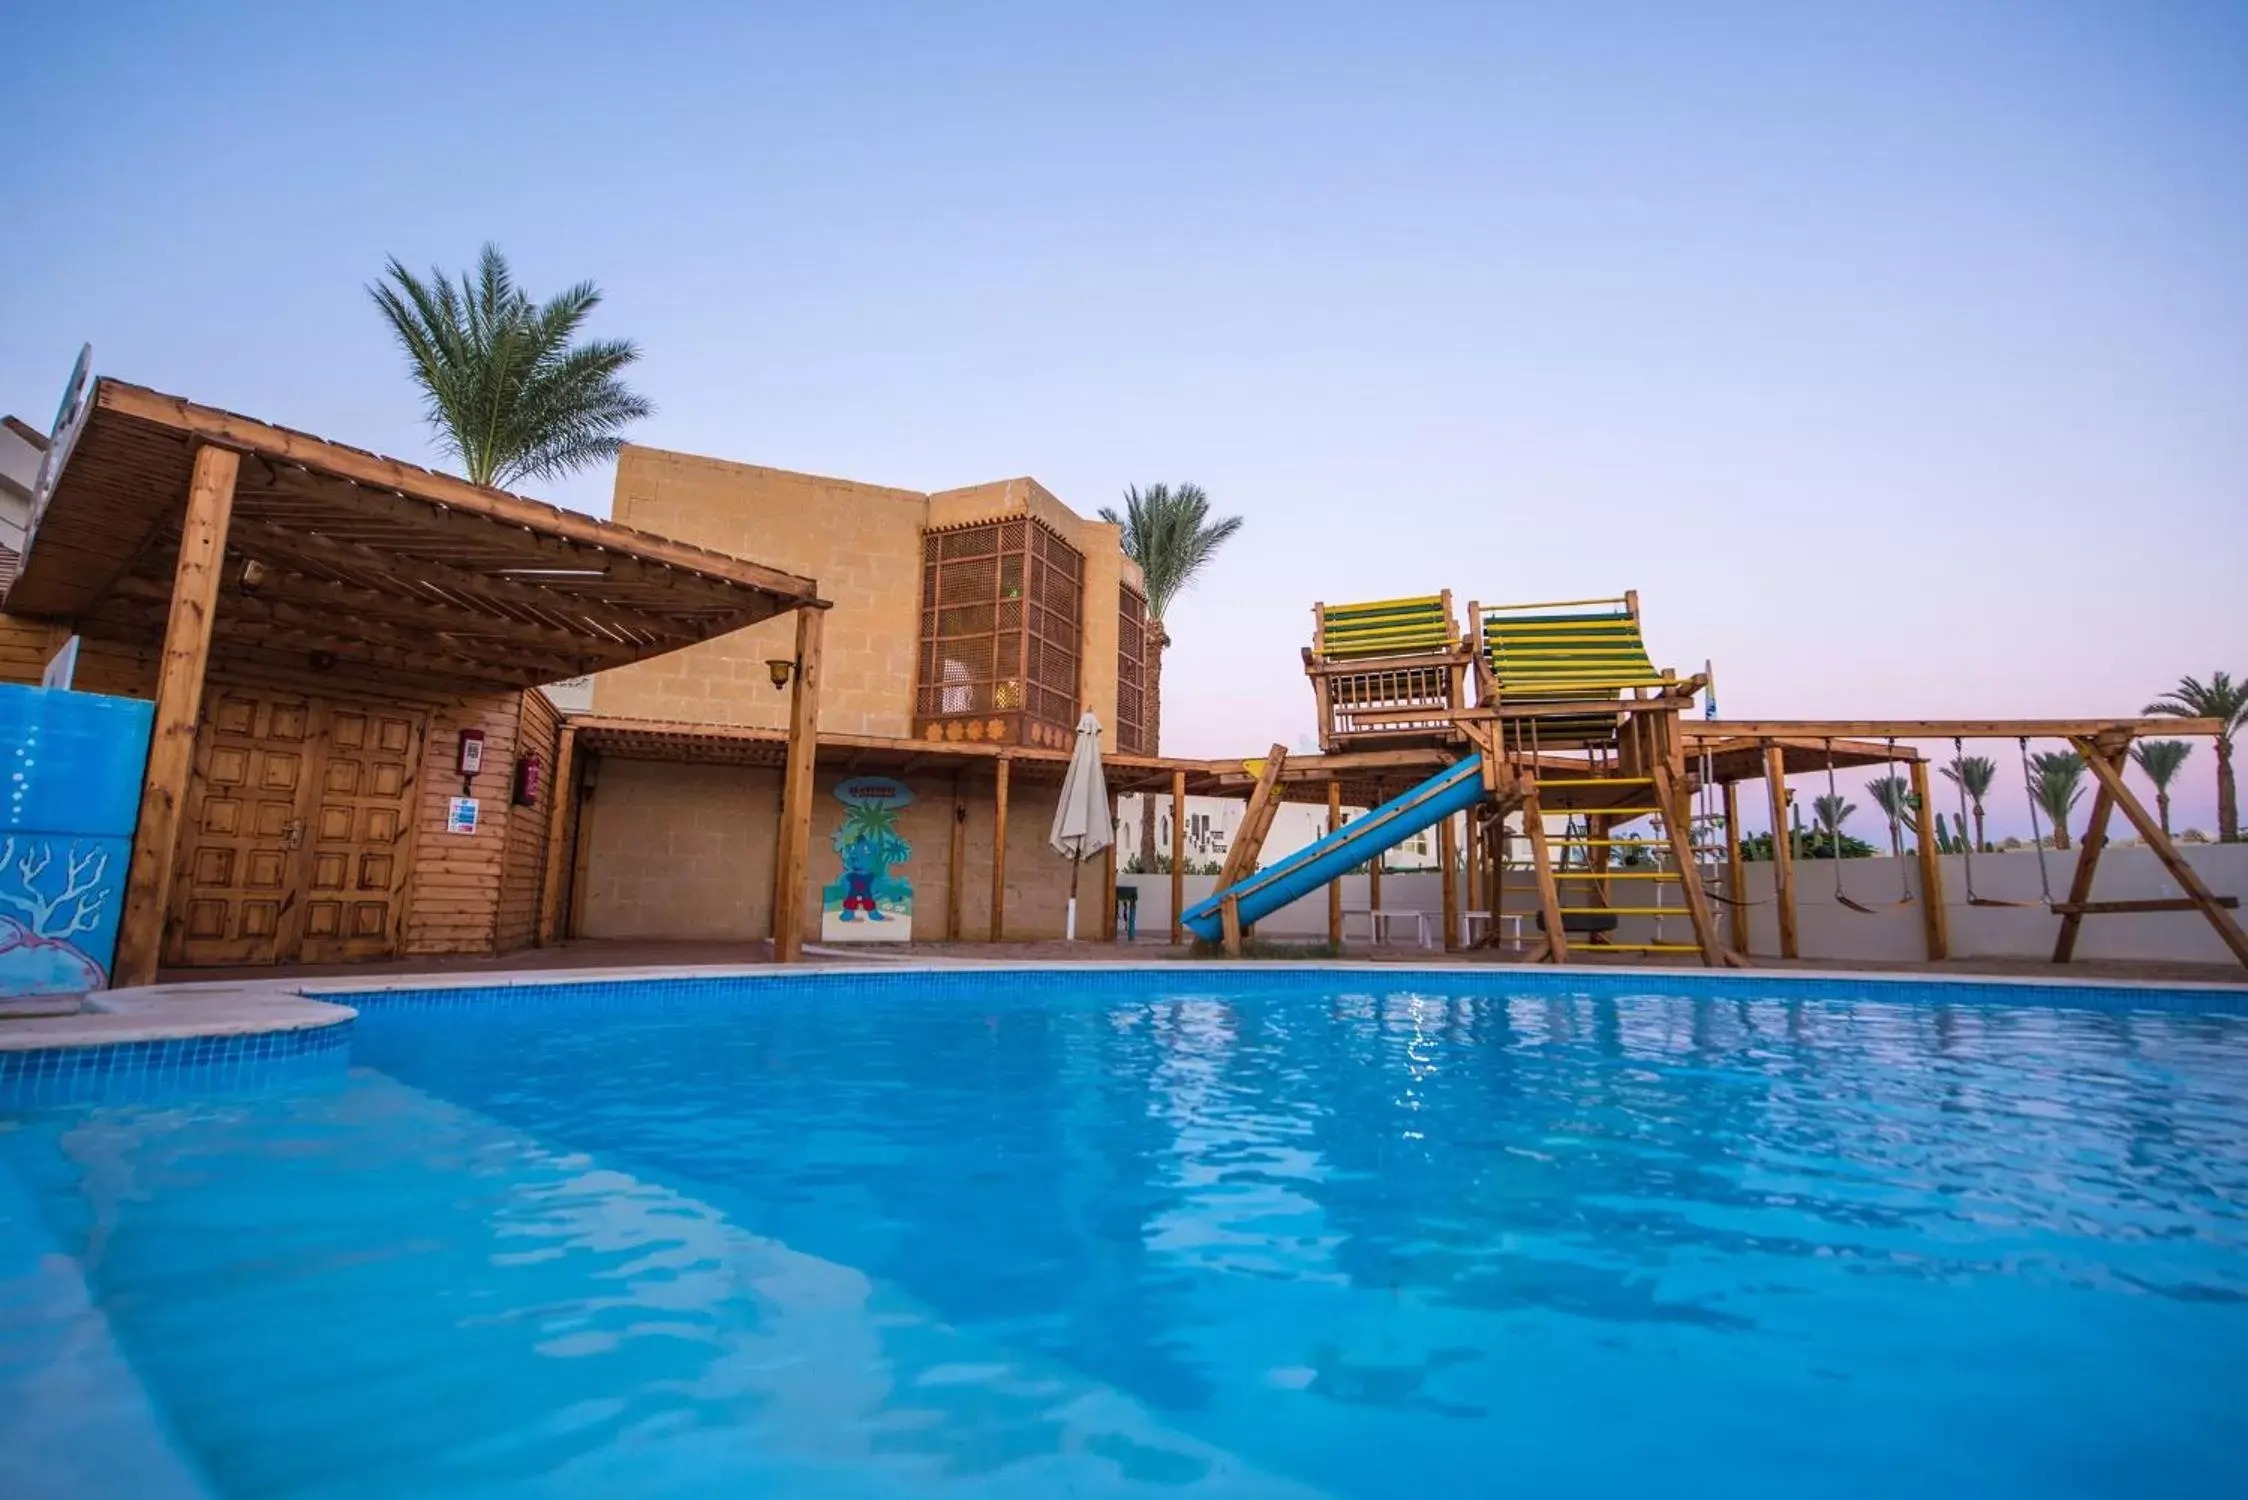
[{"xmin": 3, "ymin": 969, "xmax": 2246, "ymax": 1498}]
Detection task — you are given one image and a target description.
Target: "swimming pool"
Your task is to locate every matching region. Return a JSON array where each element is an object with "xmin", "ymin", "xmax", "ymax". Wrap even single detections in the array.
[{"xmin": 4, "ymin": 966, "xmax": 2245, "ymax": 1498}]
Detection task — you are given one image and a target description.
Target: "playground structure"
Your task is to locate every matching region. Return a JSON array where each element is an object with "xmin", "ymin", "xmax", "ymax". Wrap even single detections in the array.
[{"xmin": 1183, "ymin": 590, "xmax": 2247, "ymax": 971}]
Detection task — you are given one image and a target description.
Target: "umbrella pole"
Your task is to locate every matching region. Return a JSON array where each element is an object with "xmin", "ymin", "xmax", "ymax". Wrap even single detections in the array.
[{"xmin": 1067, "ymin": 849, "xmax": 1083, "ymax": 940}]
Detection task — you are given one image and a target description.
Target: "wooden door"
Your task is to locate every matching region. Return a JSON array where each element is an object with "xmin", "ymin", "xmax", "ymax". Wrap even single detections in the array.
[
  {"xmin": 167, "ymin": 690, "xmax": 426, "ymax": 967},
  {"xmin": 169, "ymin": 689, "xmax": 318, "ymax": 966},
  {"xmin": 296, "ymin": 704, "xmax": 423, "ymax": 963}
]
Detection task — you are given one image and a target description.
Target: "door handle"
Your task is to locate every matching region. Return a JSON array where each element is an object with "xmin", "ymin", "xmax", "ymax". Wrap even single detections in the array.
[{"xmin": 283, "ymin": 819, "xmax": 305, "ymax": 851}]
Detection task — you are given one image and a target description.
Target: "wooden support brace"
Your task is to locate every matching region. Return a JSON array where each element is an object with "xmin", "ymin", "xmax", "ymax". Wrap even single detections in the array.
[
  {"xmin": 1763, "ymin": 741, "xmax": 1799, "ymax": 960},
  {"xmin": 1651, "ymin": 761, "xmax": 1729, "ymax": 966},
  {"xmin": 536, "ymin": 722, "xmax": 579, "ymax": 945},
  {"xmin": 1523, "ymin": 787, "xmax": 1568, "ymax": 963},
  {"xmin": 770, "ymin": 605, "xmax": 824, "ymax": 962},
  {"xmin": 1439, "ymin": 812, "xmax": 1460, "ymax": 953},
  {"xmin": 2066, "ymin": 735, "xmax": 2248, "ymax": 970},
  {"xmin": 1215, "ymin": 745, "xmax": 1290, "ymax": 892},
  {"xmin": 989, "ymin": 756, "xmax": 1011, "ymax": 942},
  {"xmin": 1221, "ymin": 892, "xmax": 1244, "ymax": 957},
  {"xmin": 1722, "ymin": 780, "xmax": 1748, "ymax": 955},
  {"xmin": 1169, "ymin": 768, "xmax": 1187, "ymax": 945},
  {"xmin": 1909, "ymin": 758, "xmax": 1950, "ymax": 961},
  {"xmin": 115, "ymin": 443, "xmax": 239, "ymax": 988},
  {"xmin": 1327, "ymin": 780, "xmax": 1344, "ymax": 948}
]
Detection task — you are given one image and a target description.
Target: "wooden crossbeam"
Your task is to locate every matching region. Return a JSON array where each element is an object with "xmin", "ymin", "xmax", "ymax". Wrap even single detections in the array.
[
  {"xmin": 1215, "ymin": 745, "xmax": 1290, "ymax": 893},
  {"xmin": 2052, "ymin": 898, "xmax": 2241, "ymax": 916},
  {"xmin": 1692, "ymin": 718, "xmax": 2226, "ymax": 740},
  {"xmin": 2065, "ymin": 735, "xmax": 2248, "ymax": 970}
]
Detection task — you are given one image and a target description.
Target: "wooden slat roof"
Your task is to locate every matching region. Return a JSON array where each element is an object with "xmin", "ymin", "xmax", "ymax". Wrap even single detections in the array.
[{"xmin": 4, "ymin": 379, "xmax": 824, "ymax": 691}]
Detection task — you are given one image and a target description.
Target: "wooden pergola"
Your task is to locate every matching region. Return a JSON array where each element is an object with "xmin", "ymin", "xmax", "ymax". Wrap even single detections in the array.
[{"xmin": 12, "ymin": 377, "xmax": 828, "ymax": 981}]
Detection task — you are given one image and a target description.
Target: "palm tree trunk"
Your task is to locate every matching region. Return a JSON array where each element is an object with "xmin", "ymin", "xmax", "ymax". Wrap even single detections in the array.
[
  {"xmin": 1888, "ymin": 818, "xmax": 1902, "ymax": 861},
  {"xmin": 2051, "ymin": 813, "xmax": 2070, "ymax": 853},
  {"xmin": 2156, "ymin": 787, "xmax": 2172, "ymax": 837},
  {"xmin": 1972, "ymin": 804, "xmax": 1987, "ymax": 853},
  {"xmin": 2220, "ymin": 736, "xmax": 2239, "ymax": 843},
  {"xmin": 1135, "ymin": 627, "xmax": 1168, "ymax": 872}
]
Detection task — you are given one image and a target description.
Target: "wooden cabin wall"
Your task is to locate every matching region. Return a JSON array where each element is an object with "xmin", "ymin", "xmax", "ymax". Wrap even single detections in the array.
[
  {"xmin": 493, "ymin": 687, "xmax": 562, "ymax": 954},
  {"xmin": 0, "ymin": 609, "xmax": 541, "ymax": 963}
]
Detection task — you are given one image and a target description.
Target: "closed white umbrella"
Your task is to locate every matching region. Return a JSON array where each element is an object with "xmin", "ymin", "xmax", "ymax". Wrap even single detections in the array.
[{"xmin": 1049, "ymin": 711, "xmax": 1114, "ymax": 941}]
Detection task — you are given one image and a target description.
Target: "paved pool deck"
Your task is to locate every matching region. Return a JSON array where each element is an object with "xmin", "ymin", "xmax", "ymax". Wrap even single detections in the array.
[{"xmin": 1, "ymin": 938, "xmax": 2241, "ymax": 1054}]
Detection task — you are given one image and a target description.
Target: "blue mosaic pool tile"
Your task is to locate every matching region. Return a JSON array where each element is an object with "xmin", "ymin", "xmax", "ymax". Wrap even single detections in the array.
[{"xmin": 0, "ymin": 1020, "xmax": 354, "ymax": 1110}]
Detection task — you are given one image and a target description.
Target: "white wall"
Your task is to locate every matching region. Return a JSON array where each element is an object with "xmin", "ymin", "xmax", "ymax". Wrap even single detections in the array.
[{"xmin": 1111, "ymin": 843, "xmax": 2248, "ymax": 963}]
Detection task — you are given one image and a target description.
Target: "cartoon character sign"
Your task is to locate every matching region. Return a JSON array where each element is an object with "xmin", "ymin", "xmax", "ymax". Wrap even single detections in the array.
[{"xmin": 820, "ymin": 777, "xmax": 914, "ymax": 942}]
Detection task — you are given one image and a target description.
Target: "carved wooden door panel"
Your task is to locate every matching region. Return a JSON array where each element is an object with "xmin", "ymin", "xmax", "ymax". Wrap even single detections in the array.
[
  {"xmin": 167, "ymin": 689, "xmax": 317, "ymax": 966},
  {"xmin": 296, "ymin": 704, "xmax": 424, "ymax": 963},
  {"xmin": 167, "ymin": 692, "xmax": 426, "ymax": 967}
]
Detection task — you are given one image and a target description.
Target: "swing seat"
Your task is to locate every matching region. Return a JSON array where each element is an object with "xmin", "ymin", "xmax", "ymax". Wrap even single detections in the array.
[
  {"xmin": 1836, "ymin": 891, "xmax": 1914, "ymax": 915},
  {"xmin": 1537, "ymin": 910, "xmax": 1621, "ymax": 936}
]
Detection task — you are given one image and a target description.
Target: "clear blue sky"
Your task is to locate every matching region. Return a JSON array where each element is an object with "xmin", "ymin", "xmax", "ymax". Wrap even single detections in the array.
[{"xmin": 8, "ymin": 2, "xmax": 2244, "ymax": 836}]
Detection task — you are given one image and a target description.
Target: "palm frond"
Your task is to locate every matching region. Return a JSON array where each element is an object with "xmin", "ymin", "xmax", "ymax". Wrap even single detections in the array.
[
  {"xmin": 1100, "ymin": 482, "xmax": 1245, "ymax": 620},
  {"xmin": 2027, "ymin": 750, "xmax": 2088, "ymax": 827},
  {"xmin": 1811, "ymin": 793, "xmax": 1856, "ymax": 834},
  {"xmin": 2130, "ymin": 738, "xmax": 2193, "ymax": 789},
  {"xmin": 1939, "ymin": 754, "xmax": 1998, "ymax": 805},
  {"xmin": 369, "ymin": 243, "xmax": 649, "ymax": 489},
  {"xmin": 2146, "ymin": 671, "xmax": 2248, "ymax": 732}
]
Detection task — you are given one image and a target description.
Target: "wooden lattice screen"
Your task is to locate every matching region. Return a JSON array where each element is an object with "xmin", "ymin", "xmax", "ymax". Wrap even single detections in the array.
[
  {"xmin": 915, "ymin": 518, "xmax": 1084, "ymax": 749},
  {"xmin": 1116, "ymin": 582, "xmax": 1150, "ymax": 755}
]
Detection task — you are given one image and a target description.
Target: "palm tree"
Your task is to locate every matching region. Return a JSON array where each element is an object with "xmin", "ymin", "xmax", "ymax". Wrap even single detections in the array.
[
  {"xmin": 1940, "ymin": 755, "xmax": 1998, "ymax": 851},
  {"xmin": 1812, "ymin": 792, "xmax": 1856, "ymax": 838},
  {"xmin": 2130, "ymin": 739, "xmax": 2193, "ymax": 837},
  {"xmin": 1097, "ymin": 483, "xmax": 1245, "ymax": 867},
  {"xmin": 2026, "ymin": 750, "xmax": 2087, "ymax": 851},
  {"xmin": 1864, "ymin": 774, "xmax": 1910, "ymax": 859},
  {"xmin": 2145, "ymin": 672, "xmax": 2248, "ymax": 842},
  {"xmin": 369, "ymin": 244, "xmax": 651, "ymax": 488}
]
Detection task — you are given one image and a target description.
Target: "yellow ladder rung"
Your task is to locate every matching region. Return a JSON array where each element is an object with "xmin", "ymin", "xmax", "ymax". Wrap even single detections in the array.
[
  {"xmin": 1562, "ymin": 905, "xmax": 1680, "ymax": 915},
  {"xmin": 1548, "ymin": 836, "xmax": 1659, "ymax": 846},
  {"xmin": 1536, "ymin": 777, "xmax": 1651, "ymax": 787},
  {"xmin": 1590, "ymin": 943, "xmax": 1703, "ymax": 952},
  {"xmin": 1558, "ymin": 806, "xmax": 1661, "ymax": 816},
  {"xmin": 1552, "ymin": 871, "xmax": 1680, "ymax": 880}
]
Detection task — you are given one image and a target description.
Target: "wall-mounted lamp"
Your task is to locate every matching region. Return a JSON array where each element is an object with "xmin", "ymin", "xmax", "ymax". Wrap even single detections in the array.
[
  {"xmin": 238, "ymin": 557, "xmax": 270, "ymax": 592},
  {"xmin": 767, "ymin": 658, "xmax": 797, "ymax": 691}
]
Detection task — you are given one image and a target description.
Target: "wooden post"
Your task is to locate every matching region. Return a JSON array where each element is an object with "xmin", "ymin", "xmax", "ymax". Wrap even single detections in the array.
[
  {"xmin": 1762, "ymin": 741, "xmax": 1799, "ymax": 960},
  {"xmin": 946, "ymin": 775, "xmax": 966, "ymax": 941},
  {"xmin": 2065, "ymin": 735, "xmax": 2248, "ymax": 968},
  {"xmin": 1169, "ymin": 768, "xmax": 1187, "ymax": 945},
  {"xmin": 2051, "ymin": 741, "xmax": 2120, "ymax": 964},
  {"xmin": 1910, "ymin": 758, "xmax": 1950, "ymax": 961},
  {"xmin": 1722, "ymin": 779, "xmax": 1748, "ymax": 955},
  {"xmin": 1652, "ymin": 761, "xmax": 1727, "ymax": 966},
  {"xmin": 1368, "ymin": 844, "xmax": 1383, "ymax": 914},
  {"xmin": 1327, "ymin": 780, "xmax": 1344, "ymax": 949},
  {"xmin": 114, "ymin": 443, "xmax": 239, "ymax": 989},
  {"xmin": 1221, "ymin": 892, "xmax": 1244, "ymax": 957},
  {"xmin": 989, "ymin": 755, "xmax": 1011, "ymax": 942},
  {"xmin": 1524, "ymin": 788, "xmax": 1568, "ymax": 962},
  {"xmin": 1487, "ymin": 816, "xmax": 1507, "ymax": 949},
  {"xmin": 1464, "ymin": 807, "xmax": 1483, "ymax": 915},
  {"xmin": 567, "ymin": 754, "xmax": 597, "ymax": 939},
  {"xmin": 770, "ymin": 605, "xmax": 824, "ymax": 963},
  {"xmin": 535, "ymin": 723, "xmax": 579, "ymax": 945},
  {"xmin": 1101, "ymin": 789, "xmax": 1119, "ymax": 941},
  {"xmin": 1439, "ymin": 813, "xmax": 1460, "ymax": 951}
]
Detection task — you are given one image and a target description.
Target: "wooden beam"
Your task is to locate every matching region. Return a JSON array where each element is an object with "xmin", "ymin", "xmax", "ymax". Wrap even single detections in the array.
[
  {"xmin": 114, "ymin": 443, "xmax": 238, "ymax": 988},
  {"xmin": 2053, "ymin": 897, "xmax": 2241, "ymax": 916},
  {"xmin": 1101, "ymin": 790, "xmax": 1119, "ymax": 941},
  {"xmin": 770, "ymin": 607, "xmax": 824, "ymax": 962},
  {"xmin": 536, "ymin": 723, "xmax": 579, "ymax": 945},
  {"xmin": 1169, "ymin": 768, "xmax": 1187, "ymax": 946},
  {"xmin": 1523, "ymin": 789, "xmax": 1568, "ymax": 962},
  {"xmin": 1327, "ymin": 780, "xmax": 1344, "ymax": 949},
  {"xmin": 946, "ymin": 776, "xmax": 966, "ymax": 941},
  {"xmin": 989, "ymin": 756, "xmax": 1011, "ymax": 942},
  {"xmin": 1763, "ymin": 741, "xmax": 1799, "ymax": 960},
  {"xmin": 99, "ymin": 381, "xmax": 824, "ymax": 605},
  {"xmin": 567, "ymin": 753, "xmax": 598, "ymax": 938},
  {"xmin": 1692, "ymin": 718, "xmax": 2225, "ymax": 741},
  {"xmin": 1909, "ymin": 758, "xmax": 1949, "ymax": 961},
  {"xmin": 1722, "ymin": 779, "xmax": 1748, "ymax": 954},
  {"xmin": 1439, "ymin": 811, "xmax": 1460, "ymax": 952},
  {"xmin": 2067, "ymin": 736, "xmax": 2248, "ymax": 969},
  {"xmin": 2052, "ymin": 742, "xmax": 2122, "ymax": 963},
  {"xmin": 1368, "ymin": 835, "xmax": 1383, "ymax": 914},
  {"xmin": 1221, "ymin": 892, "xmax": 1244, "ymax": 957},
  {"xmin": 1215, "ymin": 746, "xmax": 1290, "ymax": 893}
]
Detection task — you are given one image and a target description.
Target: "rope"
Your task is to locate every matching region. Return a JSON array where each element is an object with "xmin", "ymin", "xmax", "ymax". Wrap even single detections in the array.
[
  {"xmin": 2017, "ymin": 736, "xmax": 2057, "ymax": 904},
  {"xmin": 1954, "ymin": 735, "xmax": 2039, "ymax": 908},
  {"xmin": 1827, "ymin": 738, "xmax": 1912, "ymax": 914}
]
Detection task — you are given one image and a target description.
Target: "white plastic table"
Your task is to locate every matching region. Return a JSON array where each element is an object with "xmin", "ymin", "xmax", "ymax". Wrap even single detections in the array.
[{"xmin": 1343, "ymin": 909, "xmax": 1434, "ymax": 948}]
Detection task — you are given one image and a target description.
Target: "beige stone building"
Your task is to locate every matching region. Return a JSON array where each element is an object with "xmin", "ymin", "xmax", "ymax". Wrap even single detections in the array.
[{"xmin": 564, "ymin": 444, "xmax": 1159, "ymax": 943}]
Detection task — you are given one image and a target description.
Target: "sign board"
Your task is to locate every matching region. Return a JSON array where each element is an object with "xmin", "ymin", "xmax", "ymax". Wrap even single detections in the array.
[
  {"xmin": 541, "ymin": 675, "xmax": 595, "ymax": 713},
  {"xmin": 446, "ymin": 796, "xmax": 480, "ymax": 835},
  {"xmin": 40, "ymin": 635, "xmax": 79, "ymax": 691},
  {"xmin": 29, "ymin": 345, "xmax": 93, "ymax": 536}
]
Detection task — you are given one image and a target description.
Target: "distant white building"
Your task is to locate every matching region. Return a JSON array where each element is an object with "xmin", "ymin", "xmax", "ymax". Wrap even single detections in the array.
[{"xmin": 1114, "ymin": 791, "xmax": 1441, "ymax": 872}]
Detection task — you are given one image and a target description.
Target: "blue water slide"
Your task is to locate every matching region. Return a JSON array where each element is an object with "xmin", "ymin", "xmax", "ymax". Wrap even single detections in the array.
[{"xmin": 1181, "ymin": 755, "xmax": 1487, "ymax": 941}]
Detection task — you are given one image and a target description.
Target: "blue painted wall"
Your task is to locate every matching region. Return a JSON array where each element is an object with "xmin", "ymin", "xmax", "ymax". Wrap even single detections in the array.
[{"xmin": 0, "ymin": 684, "xmax": 152, "ymax": 995}]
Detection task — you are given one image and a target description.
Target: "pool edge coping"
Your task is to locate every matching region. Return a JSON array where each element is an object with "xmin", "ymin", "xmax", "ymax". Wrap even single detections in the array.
[{"xmin": 8, "ymin": 957, "xmax": 2244, "ymax": 1055}]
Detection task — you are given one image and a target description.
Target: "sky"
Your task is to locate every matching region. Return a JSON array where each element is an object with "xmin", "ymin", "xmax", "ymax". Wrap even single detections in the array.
[{"xmin": 7, "ymin": 1, "xmax": 2244, "ymax": 839}]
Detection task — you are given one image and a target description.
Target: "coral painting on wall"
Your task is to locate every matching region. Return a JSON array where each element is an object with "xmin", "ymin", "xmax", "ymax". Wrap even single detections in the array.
[
  {"xmin": 820, "ymin": 776, "xmax": 913, "ymax": 942},
  {"xmin": 0, "ymin": 684, "xmax": 152, "ymax": 995}
]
